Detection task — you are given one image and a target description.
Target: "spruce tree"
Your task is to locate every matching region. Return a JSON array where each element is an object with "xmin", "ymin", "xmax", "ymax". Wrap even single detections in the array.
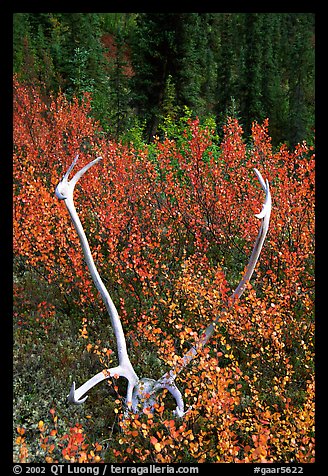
[
  {"xmin": 285, "ymin": 13, "xmax": 315, "ymax": 146},
  {"xmin": 130, "ymin": 13, "xmax": 179, "ymax": 140}
]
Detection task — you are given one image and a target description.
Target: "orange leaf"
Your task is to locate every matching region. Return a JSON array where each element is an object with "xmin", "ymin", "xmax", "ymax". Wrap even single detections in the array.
[{"xmin": 150, "ymin": 436, "xmax": 158, "ymax": 445}]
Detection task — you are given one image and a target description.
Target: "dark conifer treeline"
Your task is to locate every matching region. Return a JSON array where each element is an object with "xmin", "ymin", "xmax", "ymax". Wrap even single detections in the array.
[{"xmin": 13, "ymin": 12, "xmax": 314, "ymax": 146}]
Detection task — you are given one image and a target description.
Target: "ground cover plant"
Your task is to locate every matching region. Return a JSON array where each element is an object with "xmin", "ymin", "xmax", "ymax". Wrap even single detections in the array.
[{"xmin": 13, "ymin": 79, "xmax": 314, "ymax": 463}]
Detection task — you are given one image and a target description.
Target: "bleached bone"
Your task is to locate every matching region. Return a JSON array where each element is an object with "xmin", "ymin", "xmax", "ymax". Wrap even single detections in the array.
[
  {"xmin": 56, "ymin": 156, "xmax": 139, "ymax": 408},
  {"xmin": 56, "ymin": 156, "xmax": 271, "ymax": 417},
  {"xmin": 159, "ymin": 167, "xmax": 272, "ymax": 381}
]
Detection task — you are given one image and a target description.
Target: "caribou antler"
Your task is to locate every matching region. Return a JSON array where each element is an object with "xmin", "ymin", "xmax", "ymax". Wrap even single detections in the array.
[
  {"xmin": 56, "ymin": 157, "xmax": 271, "ymax": 418},
  {"xmin": 56, "ymin": 156, "xmax": 139, "ymax": 407},
  {"xmin": 159, "ymin": 168, "xmax": 272, "ymax": 383}
]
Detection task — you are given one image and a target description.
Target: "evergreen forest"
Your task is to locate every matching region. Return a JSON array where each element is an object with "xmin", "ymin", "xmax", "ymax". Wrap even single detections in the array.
[
  {"xmin": 13, "ymin": 12, "xmax": 314, "ymax": 146},
  {"xmin": 13, "ymin": 12, "xmax": 315, "ymax": 465}
]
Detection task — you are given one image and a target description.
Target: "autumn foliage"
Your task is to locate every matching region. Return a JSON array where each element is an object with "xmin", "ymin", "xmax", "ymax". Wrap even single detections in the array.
[{"xmin": 13, "ymin": 78, "xmax": 314, "ymax": 463}]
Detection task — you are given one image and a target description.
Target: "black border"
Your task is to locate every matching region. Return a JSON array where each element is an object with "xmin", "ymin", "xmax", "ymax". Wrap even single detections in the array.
[{"xmin": 6, "ymin": 3, "xmax": 323, "ymax": 474}]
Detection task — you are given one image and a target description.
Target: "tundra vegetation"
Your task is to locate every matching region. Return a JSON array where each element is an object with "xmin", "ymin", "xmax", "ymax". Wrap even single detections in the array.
[{"xmin": 13, "ymin": 12, "xmax": 314, "ymax": 464}]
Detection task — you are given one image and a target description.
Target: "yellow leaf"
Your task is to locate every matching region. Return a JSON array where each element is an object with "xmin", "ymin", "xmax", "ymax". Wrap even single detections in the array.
[{"xmin": 154, "ymin": 442, "xmax": 162, "ymax": 452}]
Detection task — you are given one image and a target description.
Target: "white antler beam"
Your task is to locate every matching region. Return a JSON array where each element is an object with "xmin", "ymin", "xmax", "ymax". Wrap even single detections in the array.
[
  {"xmin": 231, "ymin": 168, "xmax": 271, "ymax": 300},
  {"xmin": 56, "ymin": 156, "xmax": 139, "ymax": 406},
  {"xmin": 160, "ymin": 168, "xmax": 272, "ymax": 380}
]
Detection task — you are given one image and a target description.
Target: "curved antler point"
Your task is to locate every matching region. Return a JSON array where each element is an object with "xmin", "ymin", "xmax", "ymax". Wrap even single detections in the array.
[{"xmin": 67, "ymin": 381, "xmax": 88, "ymax": 404}]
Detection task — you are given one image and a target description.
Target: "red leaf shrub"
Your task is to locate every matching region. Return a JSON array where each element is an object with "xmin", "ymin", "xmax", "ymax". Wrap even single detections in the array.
[{"xmin": 14, "ymin": 79, "xmax": 314, "ymax": 463}]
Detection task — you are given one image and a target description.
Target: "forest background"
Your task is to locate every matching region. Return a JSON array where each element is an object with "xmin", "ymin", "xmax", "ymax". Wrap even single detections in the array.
[
  {"xmin": 13, "ymin": 12, "xmax": 315, "ymax": 464},
  {"xmin": 13, "ymin": 12, "xmax": 314, "ymax": 146}
]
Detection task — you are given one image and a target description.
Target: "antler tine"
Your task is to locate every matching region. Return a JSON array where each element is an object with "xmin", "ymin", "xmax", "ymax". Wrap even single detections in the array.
[
  {"xmin": 231, "ymin": 168, "xmax": 271, "ymax": 301},
  {"xmin": 253, "ymin": 167, "xmax": 266, "ymax": 191},
  {"xmin": 56, "ymin": 155, "xmax": 102, "ymax": 201},
  {"xmin": 69, "ymin": 156, "xmax": 103, "ymax": 189},
  {"xmin": 67, "ymin": 365, "xmax": 131, "ymax": 405},
  {"xmin": 62, "ymin": 154, "xmax": 79, "ymax": 180}
]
